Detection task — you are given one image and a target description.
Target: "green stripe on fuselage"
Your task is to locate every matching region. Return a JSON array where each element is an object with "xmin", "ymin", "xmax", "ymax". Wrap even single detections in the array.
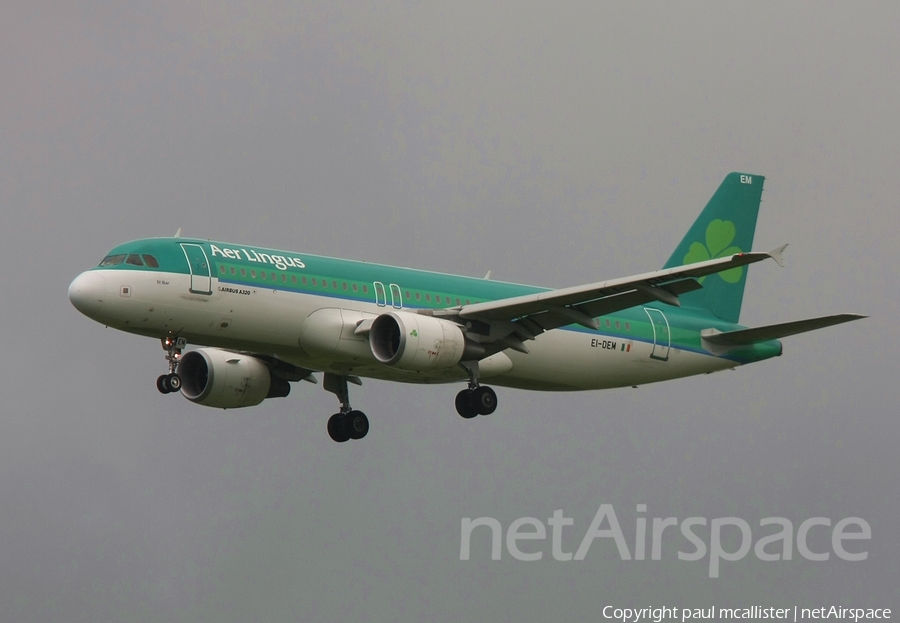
[{"xmin": 93, "ymin": 237, "xmax": 780, "ymax": 365}]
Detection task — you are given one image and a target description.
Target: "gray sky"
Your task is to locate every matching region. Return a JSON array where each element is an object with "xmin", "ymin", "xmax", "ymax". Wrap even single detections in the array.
[{"xmin": 2, "ymin": 2, "xmax": 897, "ymax": 621}]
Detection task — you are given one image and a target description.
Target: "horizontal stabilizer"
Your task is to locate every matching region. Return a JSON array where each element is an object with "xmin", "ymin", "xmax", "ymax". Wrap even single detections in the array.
[{"xmin": 702, "ymin": 313, "xmax": 866, "ymax": 347}]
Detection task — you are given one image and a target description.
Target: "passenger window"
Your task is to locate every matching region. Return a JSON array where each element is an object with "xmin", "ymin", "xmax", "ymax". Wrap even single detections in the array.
[
  {"xmin": 219, "ymin": 265, "xmax": 226, "ymax": 274},
  {"xmin": 261, "ymin": 272, "xmax": 267, "ymax": 280},
  {"xmin": 99, "ymin": 254, "xmax": 126, "ymax": 266},
  {"xmin": 230, "ymin": 267, "xmax": 236, "ymax": 275},
  {"xmin": 142, "ymin": 255, "xmax": 159, "ymax": 268},
  {"xmin": 240, "ymin": 268, "xmax": 246, "ymax": 277}
]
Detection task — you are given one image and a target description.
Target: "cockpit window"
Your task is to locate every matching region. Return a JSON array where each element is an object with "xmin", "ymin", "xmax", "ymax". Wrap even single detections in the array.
[
  {"xmin": 99, "ymin": 254, "xmax": 125, "ymax": 266},
  {"xmin": 126, "ymin": 254, "xmax": 144, "ymax": 266},
  {"xmin": 142, "ymin": 255, "xmax": 159, "ymax": 268}
]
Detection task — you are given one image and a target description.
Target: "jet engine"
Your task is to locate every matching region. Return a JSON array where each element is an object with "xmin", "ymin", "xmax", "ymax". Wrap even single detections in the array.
[
  {"xmin": 369, "ymin": 311, "xmax": 482, "ymax": 371},
  {"xmin": 177, "ymin": 348, "xmax": 290, "ymax": 409}
]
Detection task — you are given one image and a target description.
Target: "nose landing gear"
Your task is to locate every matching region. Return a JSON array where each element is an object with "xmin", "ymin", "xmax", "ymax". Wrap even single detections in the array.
[
  {"xmin": 156, "ymin": 336, "xmax": 186, "ymax": 394},
  {"xmin": 156, "ymin": 373, "xmax": 182, "ymax": 394}
]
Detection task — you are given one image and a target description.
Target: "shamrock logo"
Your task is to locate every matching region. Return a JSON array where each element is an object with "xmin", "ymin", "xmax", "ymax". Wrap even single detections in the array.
[
  {"xmin": 683, "ymin": 219, "xmax": 743, "ymax": 283},
  {"xmin": 410, "ymin": 329, "xmax": 418, "ymax": 337}
]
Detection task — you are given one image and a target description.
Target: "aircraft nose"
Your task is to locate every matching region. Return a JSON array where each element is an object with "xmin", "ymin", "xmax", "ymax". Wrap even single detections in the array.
[{"xmin": 68, "ymin": 271, "xmax": 106, "ymax": 318}]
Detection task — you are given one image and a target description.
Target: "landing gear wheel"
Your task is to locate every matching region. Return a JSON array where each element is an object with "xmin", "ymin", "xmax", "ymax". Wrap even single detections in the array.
[
  {"xmin": 327, "ymin": 413, "xmax": 350, "ymax": 443},
  {"xmin": 455, "ymin": 390, "xmax": 478, "ymax": 419},
  {"xmin": 346, "ymin": 410, "xmax": 369, "ymax": 440},
  {"xmin": 471, "ymin": 386, "xmax": 497, "ymax": 415},
  {"xmin": 158, "ymin": 336, "xmax": 186, "ymax": 396}
]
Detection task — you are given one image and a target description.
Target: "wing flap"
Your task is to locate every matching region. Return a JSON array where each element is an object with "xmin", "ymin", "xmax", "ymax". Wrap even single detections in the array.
[{"xmin": 576, "ymin": 279, "xmax": 703, "ymax": 319}]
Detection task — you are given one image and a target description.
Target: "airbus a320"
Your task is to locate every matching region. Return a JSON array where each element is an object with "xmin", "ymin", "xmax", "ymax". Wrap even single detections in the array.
[{"xmin": 68, "ymin": 173, "xmax": 864, "ymax": 442}]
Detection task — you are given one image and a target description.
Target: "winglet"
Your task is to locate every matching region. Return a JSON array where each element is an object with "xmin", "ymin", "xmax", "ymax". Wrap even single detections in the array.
[
  {"xmin": 767, "ymin": 243, "xmax": 788, "ymax": 268},
  {"xmin": 174, "ymin": 227, "xmax": 183, "ymax": 238}
]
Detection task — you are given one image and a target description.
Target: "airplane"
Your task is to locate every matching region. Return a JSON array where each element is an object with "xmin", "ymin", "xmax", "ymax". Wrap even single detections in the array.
[{"xmin": 68, "ymin": 173, "xmax": 864, "ymax": 443}]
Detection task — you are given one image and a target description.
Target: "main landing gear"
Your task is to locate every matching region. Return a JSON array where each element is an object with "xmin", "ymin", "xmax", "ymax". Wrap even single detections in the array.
[
  {"xmin": 156, "ymin": 336, "xmax": 186, "ymax": 394},
  {"xmin": 455, "ymin": 386, "xmax": 497, "ymax": 418},
  {"xmin": 455, "ymin": 362, "xmax": 497, "ymax": 419},
  {"xmin": 323, "ymin": 373, "xmax": 369, "ymax": 443}
]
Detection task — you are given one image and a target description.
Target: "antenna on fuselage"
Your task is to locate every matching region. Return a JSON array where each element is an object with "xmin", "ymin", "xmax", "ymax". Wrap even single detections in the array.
[{"xmin": 173, "ymin": 228, "xmax": 182, "ymax": 238}]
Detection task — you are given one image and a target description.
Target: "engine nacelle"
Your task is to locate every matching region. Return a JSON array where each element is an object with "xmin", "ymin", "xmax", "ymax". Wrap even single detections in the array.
[
  {"xmin": 177, "ymin": 348, "xmax": 290, "ymax": 409},
  {"xmin": 370, "ymin": 311, "xmax": 478, "ymax": 371}
]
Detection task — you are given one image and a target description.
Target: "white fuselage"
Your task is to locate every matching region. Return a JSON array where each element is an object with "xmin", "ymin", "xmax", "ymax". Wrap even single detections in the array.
[{"xmin": 72, "ymin": 268, "xmax": 737, "ymax": 392}]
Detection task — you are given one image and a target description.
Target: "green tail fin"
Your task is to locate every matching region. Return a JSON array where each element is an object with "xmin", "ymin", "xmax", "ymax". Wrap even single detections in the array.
[{"xmin": 663, "ymin": 172, "xmax": 764, "ymax": 323}]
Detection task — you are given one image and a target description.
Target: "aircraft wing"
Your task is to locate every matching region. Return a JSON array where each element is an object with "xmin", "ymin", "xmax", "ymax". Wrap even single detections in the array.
[{"xmin": 453, "ymin": 247, "xmax": 787, "ymax": 343}]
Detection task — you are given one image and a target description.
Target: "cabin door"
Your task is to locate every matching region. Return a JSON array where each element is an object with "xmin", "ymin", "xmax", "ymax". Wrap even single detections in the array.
[
  {"xmin": 181, "ymin": 243, "xmax": 213, "ymax": 295},
  {"xmin": 644, "ymin": 308, "xmax": 671, "ymax": 361}
]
